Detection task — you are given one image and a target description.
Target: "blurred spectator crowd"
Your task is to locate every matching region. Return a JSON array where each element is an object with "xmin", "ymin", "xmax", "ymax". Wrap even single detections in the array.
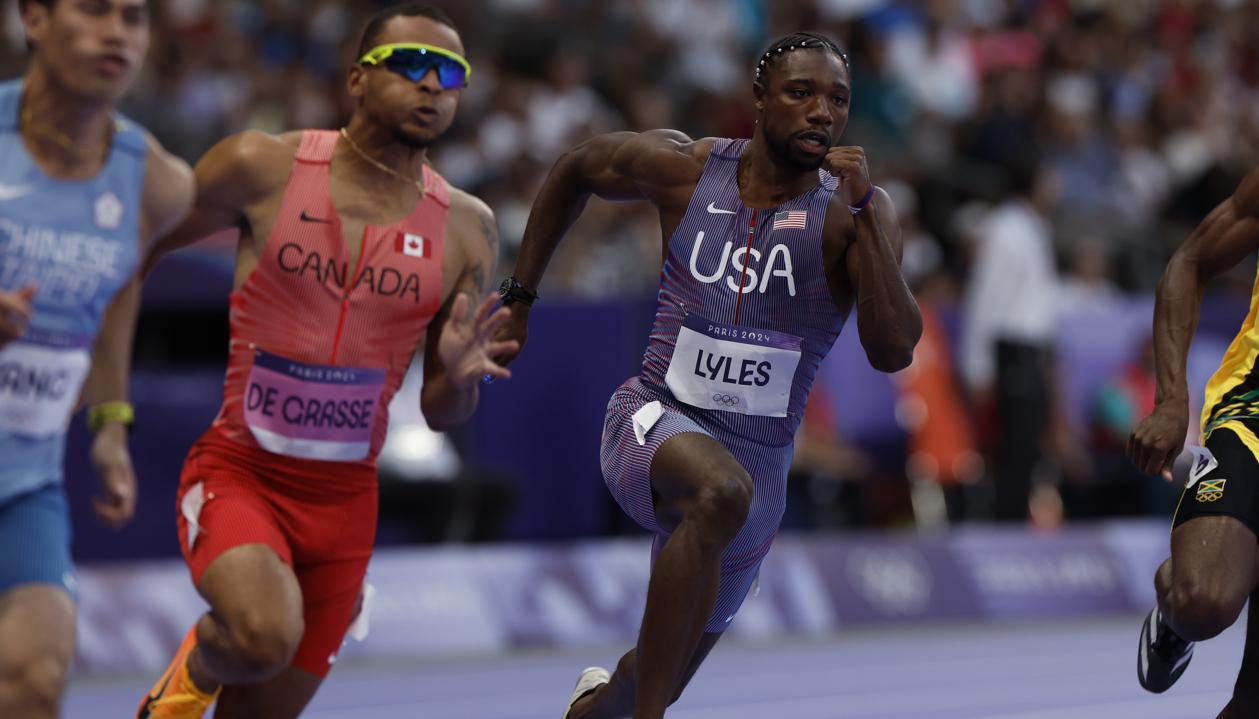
[
  {"xmin": 5, "ymin": 0, "xmax": 1259, "ymax": 530},
  {"xmin": 5, "ymin": 0, "xmax": 1255, "ymax": 294}
]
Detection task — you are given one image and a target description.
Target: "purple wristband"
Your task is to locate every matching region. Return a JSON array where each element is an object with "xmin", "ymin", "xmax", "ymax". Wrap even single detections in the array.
[{"xmin": 848, "ymin": 185, "xmax": 876, "ymax": 215}]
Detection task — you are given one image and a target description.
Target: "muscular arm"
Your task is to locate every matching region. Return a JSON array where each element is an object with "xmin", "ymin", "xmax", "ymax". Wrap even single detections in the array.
[
  {"xmin": 75, "ymin": 137, "xmax": 194, "ymax": 528},
  {"xmin": 141, "ymin": 130, "xmax": 288, "ymax": 275},
  {"xmin": 496, "ymin": 130, "xmax": 701, "ymax": 365},
  {"xmin": 1130, "ymin": 168, "xmax": 1259, "ymax": 476},
  {"xmin": 843, "ymin": 188, "xmax": 922, "ymax": 372},
  {"xmin": 1154, "ymin": 177, "xmax": 1259, "ymax": 407},
  {"xmin": 420, "ymin": 194, "xmax": 501, "ymax": 430},
  {"xmin": 81, "ymin": 138, "xmax": 194, "ymax": 421},
  {"xmin": 512, "ymin": 129, "xmax": 699, "ymax": 293}
]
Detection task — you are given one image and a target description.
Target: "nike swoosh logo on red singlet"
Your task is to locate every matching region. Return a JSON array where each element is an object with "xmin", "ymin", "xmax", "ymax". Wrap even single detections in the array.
[{"xmin": 300, "ymin": 210, "xmax": 334, "ymax": 224}]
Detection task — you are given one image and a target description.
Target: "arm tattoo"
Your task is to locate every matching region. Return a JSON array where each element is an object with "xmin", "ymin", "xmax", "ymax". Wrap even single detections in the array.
[
  {"xmin": 463, "ymin": 209, "xmax": 499, "ymax": 293},
  {"xmin": 466, "ymin": 264, "xmax": 487, "ymax": 295},
  {"xmin": 478, "ymin": 210, "xmax": 501, "ymax": 259},
  {"xmin": 477, "ymin": 211, "xmax": 500, "ymax": 291}
]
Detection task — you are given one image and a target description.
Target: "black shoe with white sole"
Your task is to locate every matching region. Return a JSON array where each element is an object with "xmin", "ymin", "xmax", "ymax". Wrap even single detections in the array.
[{"xmin": 1138, "ymin": 606, "xmax": 1195, "ymax": 693}]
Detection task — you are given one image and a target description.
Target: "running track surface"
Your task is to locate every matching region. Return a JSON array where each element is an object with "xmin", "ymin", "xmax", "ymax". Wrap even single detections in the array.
[{"xmin": 67, "ymin": 614, "xmax": 1245, "ymax": 718}]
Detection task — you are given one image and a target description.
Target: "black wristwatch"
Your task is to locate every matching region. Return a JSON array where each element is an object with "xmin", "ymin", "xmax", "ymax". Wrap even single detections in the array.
[{"xmin": 498, "ymin": 277, "xmax": 538, "ymax": 307}]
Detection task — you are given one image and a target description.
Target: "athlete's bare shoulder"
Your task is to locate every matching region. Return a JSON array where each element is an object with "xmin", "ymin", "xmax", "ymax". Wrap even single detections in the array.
[
  {"xmin": 445, "ymin": 186, "xmax": 498, "ymax": 294},
  {"xmin": 194, "ymin": 130, "xmax": 300, "ymax": 210},
  {"xmin": 608, "ymin": 130, "xmax": 713, "ymax": 188},
  {"xmin": 675, "ymin": 135, "xmax": 720, "ymax": 162},
  {"xmin": 148, "ymin": 130, "xmax": 301, "ymax": 257},
  {"xmin": 565, "ymin": 130, "xmax": 712, "ymax": 211},
  {"xmin": 618, "ymin": 129, "xmax": 708, "ymax": 159},
  {"xmin": 446, "ymin": 185, "xmax": 496, "ymax": 248},
  {"xmin": 138, "ymin": 131, "xmax": 195, "ymax": 246},
  {"xmin": 446, "ymin": 186, "xmax": 493, "ymax": 226}
]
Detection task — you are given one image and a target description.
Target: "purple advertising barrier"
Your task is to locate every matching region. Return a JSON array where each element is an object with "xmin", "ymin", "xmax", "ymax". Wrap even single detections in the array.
[
  {"xmin": 1097, "ymin": 519, "xmax": 1172, "ymax": 610},
  {"xmin": 803, "ymin": 534, "xmax": 985, "ymax": 626},
  {"xmin": 70, "ymin": 521, "xmax": 1172, "ymax": 677},
  {"xmin": 725, "ymin": 538, "xmax": 838, "ymax": 640},
  {"xmin": 949, "ymin": 526, "xmax": 1133, "ymax": 618},
  {"xmin": 74, "ymin": 560, "xmax": 205, "ymax": 675},
  {"xmin": 473, "ymin": 540, "xmax": 650, "ymax": 648},
  {"xmin": 336, "ymin": 547, "xmax": 508, "ymax": 663},
  {"xmin": 334, "ymin": 540, "xmax": 653, "ymax": 666}
]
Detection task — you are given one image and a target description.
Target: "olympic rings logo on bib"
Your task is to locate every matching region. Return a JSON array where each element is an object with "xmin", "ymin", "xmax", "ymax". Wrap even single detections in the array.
[{"xmin": 665, "ymin": 313, "xmax": 802, "ymax": 417}]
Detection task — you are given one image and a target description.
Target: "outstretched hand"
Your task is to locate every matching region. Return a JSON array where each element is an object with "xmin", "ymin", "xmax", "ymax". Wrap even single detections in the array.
[{"xmin": 438, "ymin": 292, "xmax": 520, "ymax": 388}]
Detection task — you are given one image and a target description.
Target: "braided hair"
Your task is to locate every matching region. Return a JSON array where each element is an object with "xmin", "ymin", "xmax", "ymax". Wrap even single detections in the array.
[{"xmin": 754, "ymin": 32, "xmax": 849, "ymax": 85}]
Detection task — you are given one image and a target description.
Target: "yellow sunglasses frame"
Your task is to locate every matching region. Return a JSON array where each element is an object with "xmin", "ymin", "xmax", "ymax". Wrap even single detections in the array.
[{"xmin": 357, "ymin": 43, "xmax": 472, "ymax": 86}]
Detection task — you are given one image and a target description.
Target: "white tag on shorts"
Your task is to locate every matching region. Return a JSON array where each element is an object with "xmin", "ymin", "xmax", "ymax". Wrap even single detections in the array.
[
  {"xmin": 0, "ymin": 337, "xmax": 91, "ymax": 437},
  {"xmin": 632, "ymin": 401, "xmax": 663, "ymax": 446},
  {"xmin": 348, "ymin": 581, "xmax": 376, "ymax": 641},
  {"xmin": 1183, "ymin": 445, "xmax": 1218, "ymax": 489},
  {"xmin": 181, "ymin": 481, "xmax": 208, "ymax": 551},
  {"xmin": 664, "ymin": 314, "xmax": 802, "ymax": 417}
]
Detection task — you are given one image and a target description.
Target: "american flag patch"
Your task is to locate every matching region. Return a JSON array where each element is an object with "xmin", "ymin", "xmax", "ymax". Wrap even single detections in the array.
[{"xmin": 773, "ymin": 210, "xmax": 807, "ymax": 231}]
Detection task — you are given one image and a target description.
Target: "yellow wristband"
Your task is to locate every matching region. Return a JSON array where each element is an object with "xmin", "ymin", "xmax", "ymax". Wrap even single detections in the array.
[{"xmin": 87, "ymin": 401, "xmax": 135, "ymax": 433}]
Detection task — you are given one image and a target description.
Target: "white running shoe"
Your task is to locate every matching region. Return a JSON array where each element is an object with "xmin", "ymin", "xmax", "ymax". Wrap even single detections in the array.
[{"xmin": 563, "ymin": 666, "xmax": 610, "ymax": 719}]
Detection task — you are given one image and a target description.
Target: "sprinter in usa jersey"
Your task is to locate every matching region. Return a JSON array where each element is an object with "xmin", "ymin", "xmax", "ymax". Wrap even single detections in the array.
[{"xmin": 500, "ymin": 32, "xmax": 922, "ymax": 719}]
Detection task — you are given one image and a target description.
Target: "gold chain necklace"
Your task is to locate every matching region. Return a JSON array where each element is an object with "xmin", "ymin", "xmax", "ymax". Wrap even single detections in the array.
[
  {"xmin": 19, "ymin": 101, "xmax": 111, "ymax": 162},
  {"xmin": 339, "ymin": 127, "xmax": 426, "ymax": 198}
]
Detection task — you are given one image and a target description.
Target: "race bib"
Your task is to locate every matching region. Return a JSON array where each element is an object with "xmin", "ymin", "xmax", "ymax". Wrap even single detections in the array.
[
  {"xmin": 664, "ymin": 314, "xmax": 802, "ymax": 417},
  {"xmin": 244, "ymin": 349, "xmax": 386, "ymax": 461},
  {"xmin": 0, "ymin": 329, "xmax": 92, "ymax": 438}
]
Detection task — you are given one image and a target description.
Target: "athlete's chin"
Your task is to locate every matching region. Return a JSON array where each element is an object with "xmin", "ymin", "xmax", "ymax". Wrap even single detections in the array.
[
  {"xmin": 768, "ymin": 137, "xmax": 826, "ymax": 172},
  {"xmin": 65, "ymin": 75, "xmax": 133, "ymax": 105},
  {"xmin": 393, "ymin": 128, "xmax": 436, "ymax": 150},
  {"xmin": 788, "ymin": 151, "xmax": 826, "ymax": 172},
  {"xmin": 396, "ymin": 118, "xmax": 454, "ymax": 148}
]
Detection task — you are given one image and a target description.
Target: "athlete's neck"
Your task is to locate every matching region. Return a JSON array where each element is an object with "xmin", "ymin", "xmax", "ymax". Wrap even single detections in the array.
[
  {"xmin": 339, "ymin": 116, "xmax": 428, "ymax": 190},
  {"xmin": 737, "ymin": 133, "xmax": 818, "ymax": 208},
  {"xmin": 21, "ymin": 65, "xmax": 114, "ymax": 174}
]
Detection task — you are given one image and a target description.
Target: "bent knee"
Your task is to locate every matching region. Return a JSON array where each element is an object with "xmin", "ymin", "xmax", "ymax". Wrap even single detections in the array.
[
  {"xmin": 223, "ymin": 606, "xmax": 304, "ymax": 677},
  {"xmin": 691, "ymin": 472, "xmax": 753, "ymax": 536},
  {"xmin": 1168, "ymin": 581, "xmax": 1246, "ymax": 641},
  {"xmin": 0, "ymin": 653, "xmax": 69, "ymax": 715}
]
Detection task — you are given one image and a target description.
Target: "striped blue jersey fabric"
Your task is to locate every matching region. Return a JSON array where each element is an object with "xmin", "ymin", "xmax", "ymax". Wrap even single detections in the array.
[
  {"xmin": 600, "ymin": 138, "xmax": 850, "ymax": 632},
  {"xmin": 639, "ymin": 137, "xmax": 846, "ymax": 447}
]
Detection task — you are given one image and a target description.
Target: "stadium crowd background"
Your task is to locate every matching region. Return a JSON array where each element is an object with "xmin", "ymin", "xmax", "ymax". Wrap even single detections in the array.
[{"xmin": 6, "ymin": 0, "xmax": 1259, "ymax": 547}]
